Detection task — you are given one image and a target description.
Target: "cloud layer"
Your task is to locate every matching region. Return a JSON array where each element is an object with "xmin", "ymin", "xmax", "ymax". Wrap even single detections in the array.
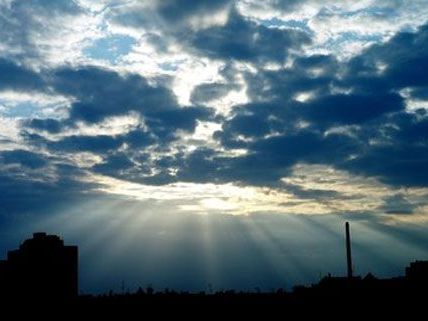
[{"xmin": 0, "ymin": 0, "xmax": 428, "ymax": 222}]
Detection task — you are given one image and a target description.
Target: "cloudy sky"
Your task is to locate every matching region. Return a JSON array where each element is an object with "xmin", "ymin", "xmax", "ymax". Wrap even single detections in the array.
[{"xmin": 1, "ymin": 0, "xmax": 428, "ymax": 293}]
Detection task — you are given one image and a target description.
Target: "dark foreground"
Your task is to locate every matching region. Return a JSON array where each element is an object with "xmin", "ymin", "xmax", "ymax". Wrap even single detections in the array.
[
  {"xmin": 2, "ymin": 277, "xmax": 428, "ymax": 317},
  {"xmin": 1, "ymin": 232, "xmax": 427, "ymax": 316}
]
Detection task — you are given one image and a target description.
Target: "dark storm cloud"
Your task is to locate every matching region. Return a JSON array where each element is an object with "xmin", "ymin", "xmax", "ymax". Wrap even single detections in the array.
[
  {"xmin": 216, "ymin": 90, "xmax": 404, "ymax": 146},
  {"xmin": 191, "ymin": 23, "xmax": 428, "ymax": 188},
  {"xmin": 335, "ymin": 37, "xmax": 428, "ymax": 189},
  {"xmin": 0, "ymin": 149, "xmax": 47, "ymax": 169},
  {"xmin": 92, "ymin": 153, "xmax": 135, "ymax": 174},
  {"xmin": 343, "ymin": 24, "xmax": 428, "ymax": 93},
  {"xmin": 48, "ymin": 135, "xmax": 123, "ymax": 153},
  {"xmin": 156, "ymin": 0, "xmax": 232, "ymax": 22},
  {"xmin": 48, "ymin": 66, "xmax": 213, "ymax": 132},
  {"xmin": 52, "ymin": 66, "xmax": 177, "ymax": 123},
  {"xmin": 110, "ymin": 0, "xmax": 232, "ymax": 34},
  {"xmin": 244, "ymin": 54, "xmax": 338, "ymax": 102},
  {"xmin": 185, "ymin": 10, "xmax": 311, "ymax": 63},
  {"xmin": 26, "ymin": 118, "xmax": 64, "ymax": 134},
  {"xmin": 4, "ymin": 9, "xmax": 428, "ymax": 194},
  {"xmin": 341, "ymin": 136, "xmax": 428, "ymax": 187},
  {"xmin": 133, "ymin": 129, "xmax": 359, "ymax": 187},
  {"xmin": 300, "ymin": 93, "xmax": 404, "ymax": 125},
  {"xmin": 192, "ymin": 131, "xmax": 358, "ymax": 186},
  {"xmin": 376, "ymin": 25, "xmax": 428, "ymax": 89},
  {"xmin": 113, "ymin": 4, "xmax": 310, "ymax": 63},
  {"xmin": 19, "ymin": 65, "xmax": 213, "ymax": 154},
  {"xmin": 0, "ymin": 58, "xmax": 45, "ymax": 91},
  {"xmin": 0, "ymin": 58, "xmax": 213, "ymax": 185},
  {"xmin": 147, "ymin": 107, "xmax": 213, "ymax": 135},
  {"xmin": 83, "ymin": 20, "xmax": 428, "ymax": 186},
  {"xmin": 0, "ymin": 57, "xmax": 214, "ymax": 187}
]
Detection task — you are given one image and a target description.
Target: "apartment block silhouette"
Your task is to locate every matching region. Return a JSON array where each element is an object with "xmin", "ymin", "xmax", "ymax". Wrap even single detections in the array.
[{"xmin": 0, "ymin": 232, "xmax": 78, "ymax": 300}]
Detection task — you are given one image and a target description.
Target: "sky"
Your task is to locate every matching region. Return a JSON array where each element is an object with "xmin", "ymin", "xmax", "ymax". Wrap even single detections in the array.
[{"xmin": 1, "ymin": 0, "xmax": 428, "ymax": 294}]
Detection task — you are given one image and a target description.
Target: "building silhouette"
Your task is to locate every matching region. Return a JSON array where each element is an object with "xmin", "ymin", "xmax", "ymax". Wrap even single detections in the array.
[
  {"xmin": 405, "ymin": 260, "xmax": 428, "ymax": 281},
  {"xmin": 0, "ymin": 232, "xmax": 78, "ymax": 300}
]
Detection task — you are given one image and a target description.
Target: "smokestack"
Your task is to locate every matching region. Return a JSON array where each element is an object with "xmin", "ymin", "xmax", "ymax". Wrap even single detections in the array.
[{"xmin": 345, "ymin": 222, "xmax": 353, "ymax": 279}]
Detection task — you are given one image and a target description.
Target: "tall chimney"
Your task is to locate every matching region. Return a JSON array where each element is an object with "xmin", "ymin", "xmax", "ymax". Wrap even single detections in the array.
[{"xmin": 345, "ymin": 222, "xmax": 353, "ymax": 279}]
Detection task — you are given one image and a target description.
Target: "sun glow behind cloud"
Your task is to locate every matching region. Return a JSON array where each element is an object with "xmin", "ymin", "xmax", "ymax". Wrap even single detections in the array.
[
  {"xmin": 26, "ymin": 192, "xmax": 428, "ymax": 293},
  {"xmin": 76, "ymin": 163, "xmax": 428, "ymax": 220}
]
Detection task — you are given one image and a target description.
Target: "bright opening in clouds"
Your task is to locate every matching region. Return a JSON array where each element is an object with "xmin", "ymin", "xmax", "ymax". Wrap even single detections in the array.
[{"xmin": 1, "ymin": 0, "xmax": 428, "ymax": 293}]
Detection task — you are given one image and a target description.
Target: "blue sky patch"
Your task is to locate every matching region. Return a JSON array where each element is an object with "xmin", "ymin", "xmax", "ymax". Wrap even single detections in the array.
[{"xmin": 83, "ymin": 35, "xmax": 136, "ymax": 63}]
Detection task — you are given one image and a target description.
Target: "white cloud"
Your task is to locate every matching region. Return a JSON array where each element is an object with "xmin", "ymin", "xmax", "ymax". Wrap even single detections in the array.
[
  {"xmin": 399, "ymin": 88, "xmax": 428, "ymax": 112},
  {"xmin": 294, "ymin": 91, "xmax": 316, "ymax": 103},
  {"xmin": 172, "ymin": 58, "xmax": 225, "ymax": 106},
  {"xmin": 187, "ymin": 6, "xmax": 230, "ymax": 31},
  {"xmin": 66, "ymin": 152, "xmax": 104, "ymax": 168},
  {"xmin": 0, "ymin": 116, "xmax": 21, "ymax": 151}
]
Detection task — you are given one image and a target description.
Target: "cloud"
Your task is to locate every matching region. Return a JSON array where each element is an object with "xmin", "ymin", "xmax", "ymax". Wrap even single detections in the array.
[
  {"xmin": 26, "ymin": 118, "xmax": 64, "ymax": 134},
  {"xmin": 300, "ymin": 93, "xmax": 404, "ymax": 125},
  {"xmin": 1, "ymin": 1, "xmax": 428, "ymax": 222},
  {"xmin": 20, "ymin": 22, "xmax": 427, "ymax": 191},
  {"xmin": 0, "ymin": 58, "xmax": 45, "ymax": 91},
  {"xmin": 0, "ymin": 58, "xmax": 214, "ymax": 186},
  {"xmin": 19, "ymin": 63, "xmax": 214, "ymax": 137},
  {"xmin": 0, "ymin": 149, "xmax": 47, "ymax": 169},
  {"xmin": 0, "ymin": 0, "xmax": 99, "ymax": 66},
  {"xmin": 156, "ymin": 0, "xmax": 232, "ymax": 23},
  {"xmin": 240, "ymin": 1, "xmax": 428, "ymax": 57},
  {"xmin": 190, "ymin": 82, "xmax": 242, "ymax": 105},
  {"xmin": 192, "ymin": 23, "xmax": 428, "ymax": 189},
  {"xmin": 345, "ymin": 24, "xmax": 428, "ymax": 90},
  {"xmin": 47, "ymin": 135, "xmax": 124, "ymax": 153},
  {"xmin": 110, "ymin": 0, "xmax": 232, "ymax": 31},
  {"xmin": 9, "ymin": 63, "xmax": 215, "ymax": 189},
  {"xmin": 380, "ymin": 194, "xmax": 416, "ymax": 215},
  {"xmin": 52, "ymin": 66, "xmax": 177, "ymax": 122},
  {"xmin": 184, "ymin": 9, "xmax": 311, "ymax": 63},
  {"xmin": 111, "ymin": 3, "xmax": 310, "ymax": 64}
]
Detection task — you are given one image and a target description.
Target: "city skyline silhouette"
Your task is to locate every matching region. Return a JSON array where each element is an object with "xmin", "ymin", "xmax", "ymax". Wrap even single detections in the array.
[{"xmin": 1, "ymin": 222, "xmax": 428, "ymax": 298}]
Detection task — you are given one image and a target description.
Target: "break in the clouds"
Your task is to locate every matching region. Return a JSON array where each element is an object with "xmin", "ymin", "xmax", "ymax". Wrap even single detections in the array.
[{"xmin": 1, "ymin": 0, "xmax": 428, "ymax": 292}]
